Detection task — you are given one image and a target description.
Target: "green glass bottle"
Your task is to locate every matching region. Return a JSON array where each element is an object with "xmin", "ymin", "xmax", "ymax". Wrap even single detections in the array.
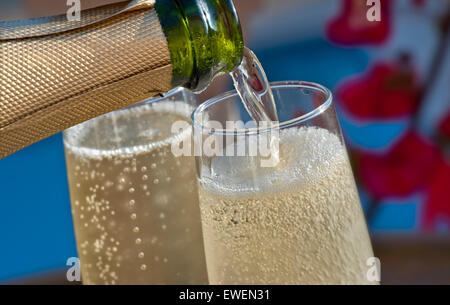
[
  {"xmin": 155, "ymin": 0, "xmax": 244, "ymax": 91},
  {"xmin": 0, "ymin": 0, "xmax": 244, "ymax": 158}
]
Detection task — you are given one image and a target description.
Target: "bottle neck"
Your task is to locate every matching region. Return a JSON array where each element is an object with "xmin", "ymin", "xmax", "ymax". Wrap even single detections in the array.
[{"xmin": 155, "ymin": 0, "xmax": 243, "ymax": 92}]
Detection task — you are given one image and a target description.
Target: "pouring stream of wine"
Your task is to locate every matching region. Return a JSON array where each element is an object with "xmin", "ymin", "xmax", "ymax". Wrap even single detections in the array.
[
  {"xmin": 231, "ymin": 47, "xmax": 278, "ymax": 123},
  {"xmin": 230, "ymin": 47, "xmax": 280, "ymax": 167}
]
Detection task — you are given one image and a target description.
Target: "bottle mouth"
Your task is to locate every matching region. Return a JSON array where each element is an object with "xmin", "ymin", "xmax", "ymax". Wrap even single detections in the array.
[
  {"xmin": 192, "ymin": 81, "xmax": 333, "ymax": 136},
  {"xmin": 155, "ymin": 0, "xmax": 244, "ymax": 92}
]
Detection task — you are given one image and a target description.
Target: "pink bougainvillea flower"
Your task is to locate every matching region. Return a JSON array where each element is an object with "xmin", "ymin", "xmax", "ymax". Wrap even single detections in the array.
[
  {"xmin": 422, "ymin": 155, "xmax": 450, "ymax": 230},
  {"xmin": 412, "ymin": 0, "xmax": 426, "ymax": 8},
  {"xmin": 357, "ymin": 130, "xmax": 439, "ymax": 200},
  {"xmin": 326, "ymin": 0, "xmax": 392, "ymax": 45},
  {"xmin": 336, "ymin": 62, "xmax": 420, "ymax": 120},
  {"xmin": 438, "ymin": 110, "xmax": 450, "ymax": 139}
]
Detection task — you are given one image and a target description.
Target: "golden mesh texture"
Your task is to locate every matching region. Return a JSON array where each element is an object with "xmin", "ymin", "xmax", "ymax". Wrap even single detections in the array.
[
  {"xmin": 0, "ymin": 1, "xmax": 154, "ymax": 39},
  {"xmin": 0, "ymin": 1, "xmax": 173, "ymax": 159}
]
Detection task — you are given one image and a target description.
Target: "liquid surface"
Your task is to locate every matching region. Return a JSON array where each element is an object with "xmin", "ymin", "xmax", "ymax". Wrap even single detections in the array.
[
  {"xmin": 64, "ymin": 102, "xmax": 208, "ymax": 284},
  {"xmin": 198, "ymin": 127, "xmax": 375, "ymax": 284}
]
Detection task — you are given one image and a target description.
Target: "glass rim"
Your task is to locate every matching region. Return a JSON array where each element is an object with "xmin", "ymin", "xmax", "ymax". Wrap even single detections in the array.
[
  {"xmin": 124, "ymin": 86, "xmax": 186, "ymax": 110},
  {"xmin": 64, "ymin": 87, "xmax": 188, "ymax": 135},
  {"xmin": 63, "ymin": 86, "xmax": 193, "ymax": 156},
  {"xmin": 191, "ymin": 81, "xmax": 333, "ymax": 136}
]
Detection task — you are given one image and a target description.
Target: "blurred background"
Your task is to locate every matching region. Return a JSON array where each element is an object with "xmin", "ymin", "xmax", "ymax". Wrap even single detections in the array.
[{"xmin": 0, "ymin": 0, "xmax": 449, "ymax": 284}]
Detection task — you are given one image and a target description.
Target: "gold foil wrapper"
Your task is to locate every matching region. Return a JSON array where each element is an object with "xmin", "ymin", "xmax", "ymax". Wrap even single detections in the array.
[{"xmin": 0, "ymin": 0, "xmax": 173, "ymax": 158}]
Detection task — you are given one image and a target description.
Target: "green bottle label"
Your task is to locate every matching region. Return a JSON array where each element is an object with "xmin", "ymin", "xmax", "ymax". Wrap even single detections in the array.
[{"xmin": 155, "ymin": 0, "xmax": 243, "ymax": 92}]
